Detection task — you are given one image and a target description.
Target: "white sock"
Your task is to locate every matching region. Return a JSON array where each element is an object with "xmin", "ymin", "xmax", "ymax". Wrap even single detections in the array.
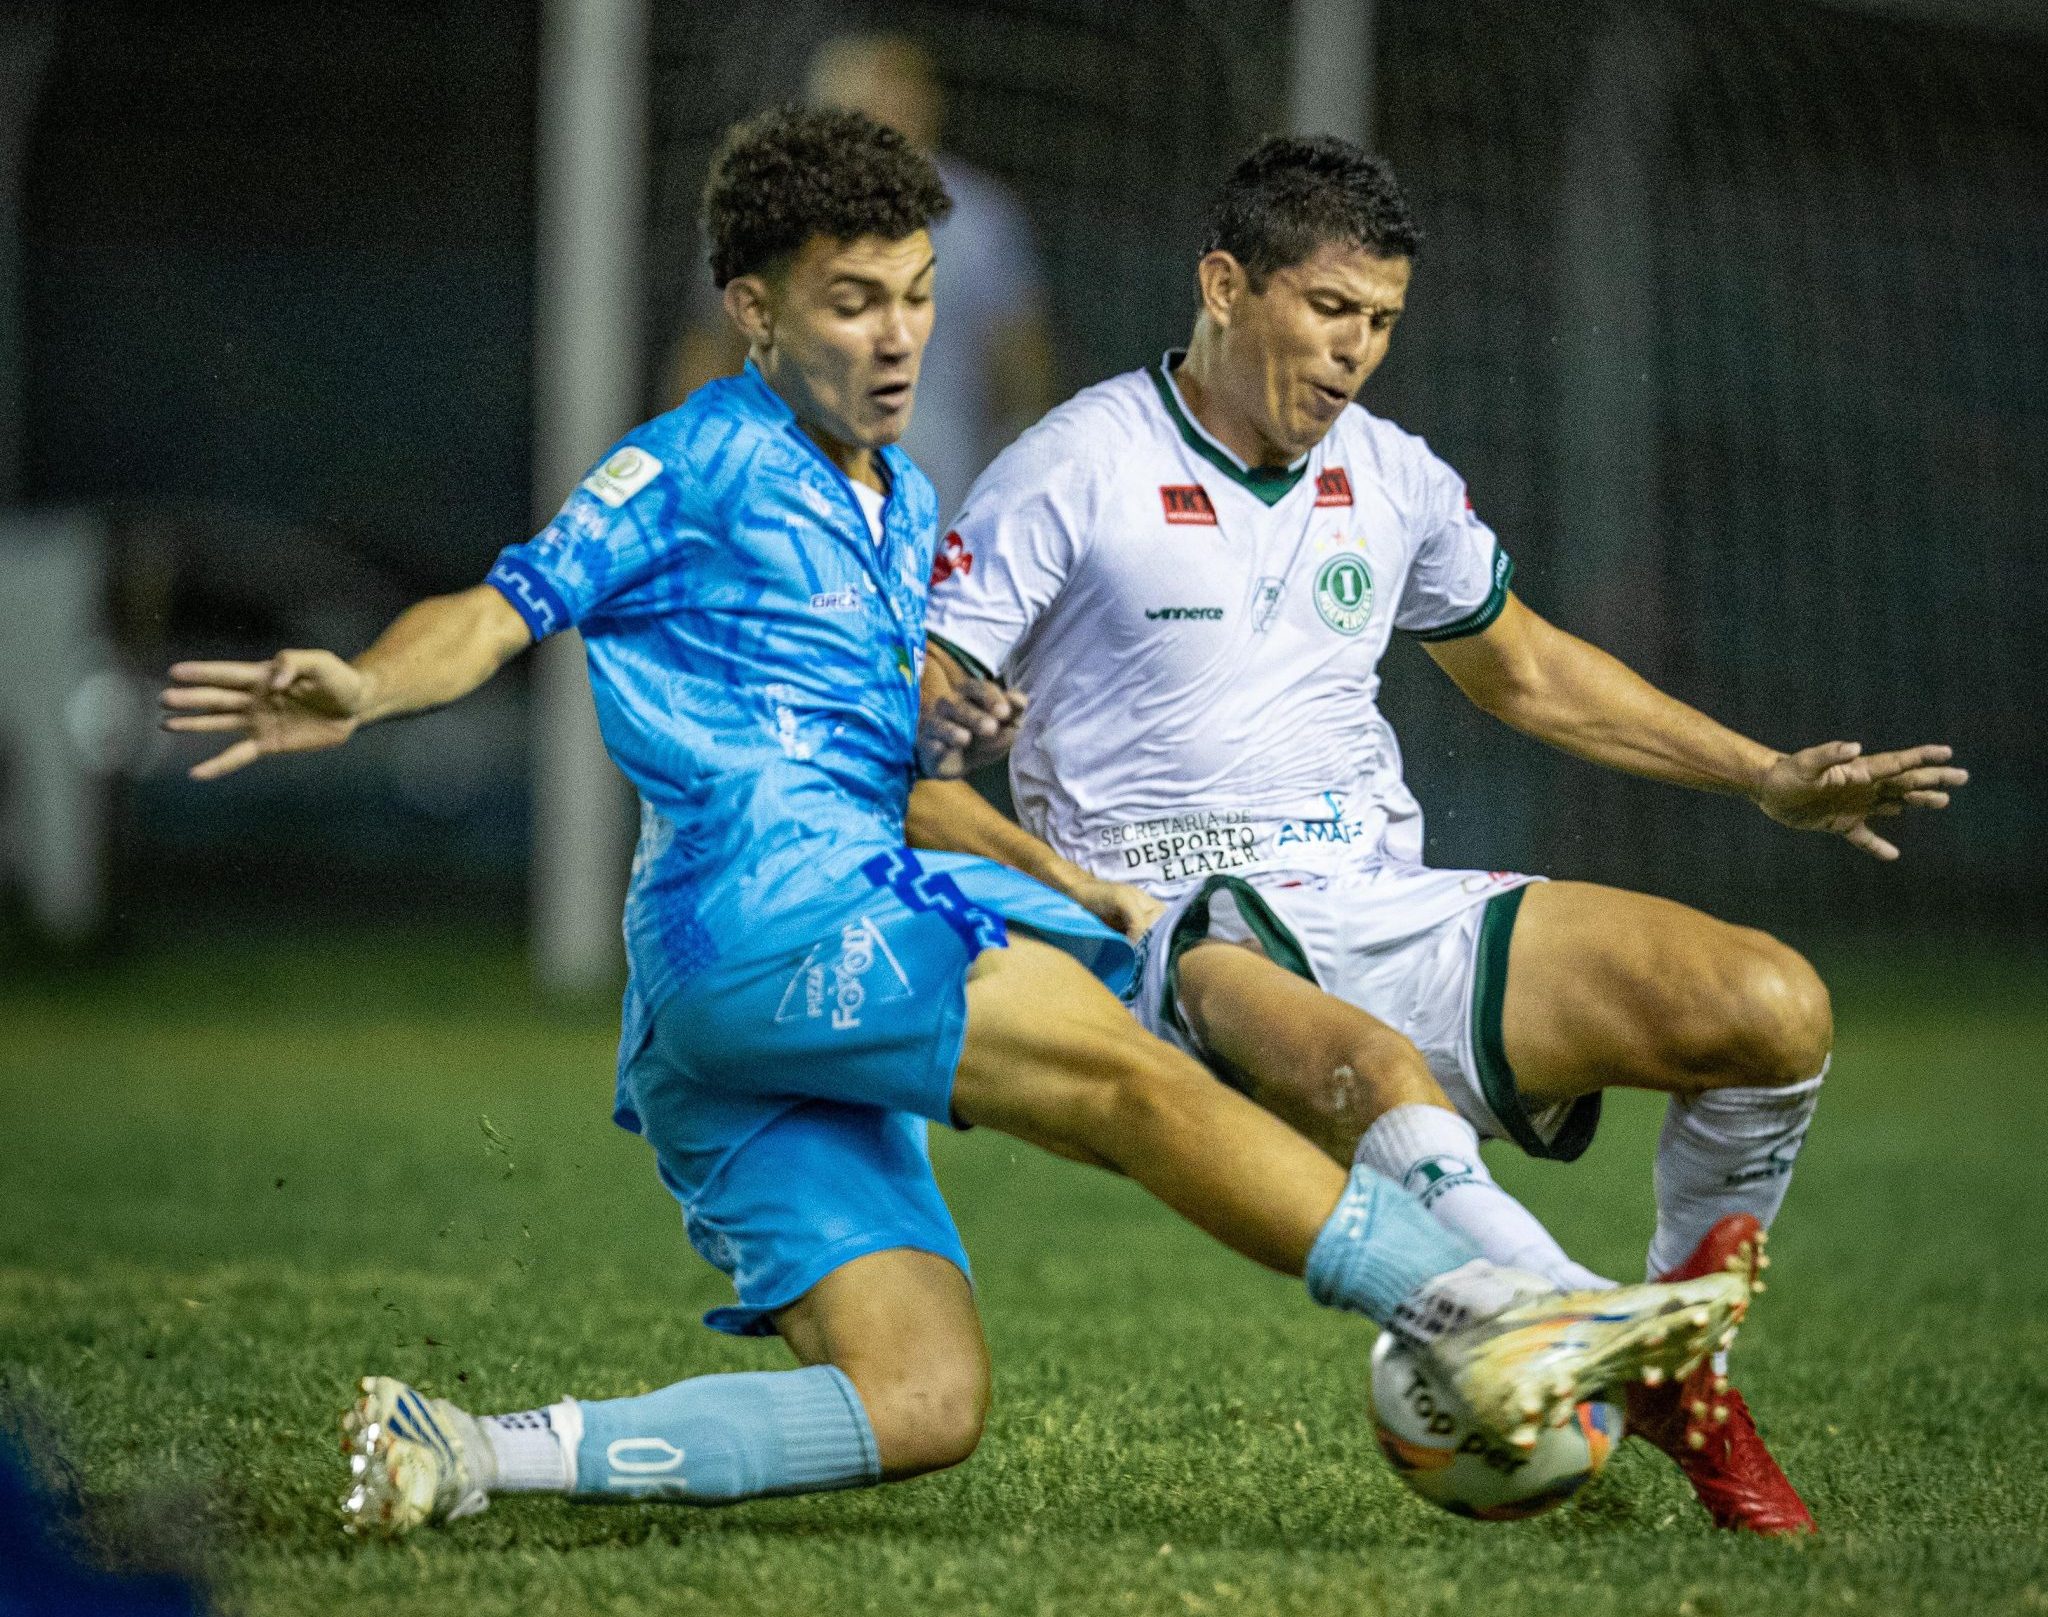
[
  {"xmin": 480, "ymin": 1402, "xmax": 577, "ymax": 1493},
  {"xmin": 1356, "ymin": 1103, "xmax": 1613, "ymax": 1292},
  {"xmin": 1647, "ymin": 1063, "xmax": 1826, "ymax": 1279}
]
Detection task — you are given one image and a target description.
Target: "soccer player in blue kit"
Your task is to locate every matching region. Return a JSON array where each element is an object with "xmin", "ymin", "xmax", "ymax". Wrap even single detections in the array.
[{"xmin": 161, "ymin": 107, "xmax": 1755, "ymax": 1538}]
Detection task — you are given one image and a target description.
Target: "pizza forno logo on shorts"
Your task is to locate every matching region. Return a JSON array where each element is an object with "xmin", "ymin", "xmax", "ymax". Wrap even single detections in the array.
[
  {"xmin": 774, "ymin": 915, "xmax": 914, "ymax": 1031},
  {"xmin": 1314, "ymin": 553, "xmax": 1374, "ymax": 635}
]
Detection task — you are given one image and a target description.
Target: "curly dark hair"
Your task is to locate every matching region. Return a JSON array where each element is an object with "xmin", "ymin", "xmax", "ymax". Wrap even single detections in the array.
[
  {"xmin": 702, "ymin": 104, "xmax": 953, "ymax": 287},
  {"xmin": 1202, "ymin": 135, "xmax": 1422, "ymax": 290}
]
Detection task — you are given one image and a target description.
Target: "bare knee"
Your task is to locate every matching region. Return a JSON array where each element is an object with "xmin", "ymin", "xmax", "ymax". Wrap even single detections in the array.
[
  {"xmin": 1740, "ymin": 936, "xmax": 1833, "ymax": 1082},
  {"xmin": 847, "ymin": 1352, "xmax": 990, "ymax": 1480},
  {"xmin": 1678, "ymin": 932, "xmax": 1833, "ymax": 1088}
]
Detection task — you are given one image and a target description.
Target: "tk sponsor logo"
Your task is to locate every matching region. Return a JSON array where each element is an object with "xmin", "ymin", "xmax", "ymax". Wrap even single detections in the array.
[{"xmin": 1159, "ymin": 485, "xmax": 1218, "ymax": 525}]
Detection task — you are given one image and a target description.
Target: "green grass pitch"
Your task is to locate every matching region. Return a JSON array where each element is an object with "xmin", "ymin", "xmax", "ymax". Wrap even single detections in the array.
[{"xmin": 3, "ymin": 934, "xmax": 2046, "ymax": 1615}]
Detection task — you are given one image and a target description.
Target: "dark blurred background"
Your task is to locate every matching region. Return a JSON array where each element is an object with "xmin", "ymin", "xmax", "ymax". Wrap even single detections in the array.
[{"xmin": 3, "ymin": 0, "xmax": 2041, "ymax": 982}]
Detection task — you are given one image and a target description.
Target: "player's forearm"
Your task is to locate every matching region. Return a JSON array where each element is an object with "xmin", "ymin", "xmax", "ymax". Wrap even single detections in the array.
[
  {"xmin": 353, "ymin": 586, "xmax": 532, "ymax": 725},
  {"xmin": 1482, "ymin": 621, "xmax": 1779, "ymax": 797},
  {"xmin": 906, "ymin": 778, "xmax": 1096, "ymax": 900}
]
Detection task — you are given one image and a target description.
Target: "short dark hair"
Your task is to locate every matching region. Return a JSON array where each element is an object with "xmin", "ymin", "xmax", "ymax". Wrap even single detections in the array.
[
  {"xmin": 702, "ymin": 104, "xmax": 952, "ymax": 287},
  {"xmin": 1202, "ymin": 135, "xmax": 1421, "ymax": 289}
]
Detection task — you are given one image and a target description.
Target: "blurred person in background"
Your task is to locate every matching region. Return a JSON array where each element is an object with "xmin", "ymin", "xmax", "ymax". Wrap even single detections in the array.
[{"xmin": 669, "ymin": 31, "xmax": 1056, "ymax": 520}]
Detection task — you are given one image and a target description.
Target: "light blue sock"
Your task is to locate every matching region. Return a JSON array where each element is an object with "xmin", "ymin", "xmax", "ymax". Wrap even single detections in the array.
[
  {"xmin": 1305, "ymin": 1164, "xmax": 1484, "ymax": 1323},
  {"xmin": 567, "ymin": 1365, "xmax": 880, "ymax": 1502}
]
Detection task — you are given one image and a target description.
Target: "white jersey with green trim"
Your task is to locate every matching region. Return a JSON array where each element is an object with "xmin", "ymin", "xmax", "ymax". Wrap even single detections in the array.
[{"xmin": 925, "ymin": 353, "xmax": 1512, "ymax": 897}]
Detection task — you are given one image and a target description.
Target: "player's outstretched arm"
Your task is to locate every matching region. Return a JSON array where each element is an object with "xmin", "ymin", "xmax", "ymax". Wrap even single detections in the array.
[
  {"xmin": 909, "ymin": 644, "xmax": 1164, "ymax": 940},
  {"xmin": 160, "ymin": 584, "xmax": 533, "ymax": 781},
  {"xmin": 1425, "ymin": 592, "xmax": 1966, "ymax": 861}
]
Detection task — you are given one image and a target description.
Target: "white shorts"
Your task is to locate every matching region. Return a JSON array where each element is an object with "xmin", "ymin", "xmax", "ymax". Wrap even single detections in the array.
[{"xmin": 1126, "ymin": 863, "xmax": 1601, "ymax": 1161}]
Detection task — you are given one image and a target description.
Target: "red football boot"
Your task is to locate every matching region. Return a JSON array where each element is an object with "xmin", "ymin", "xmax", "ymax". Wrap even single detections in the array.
[{"xmin": 1624, "ymin": 1214, "xmax": 1817, "ymax": 1536}]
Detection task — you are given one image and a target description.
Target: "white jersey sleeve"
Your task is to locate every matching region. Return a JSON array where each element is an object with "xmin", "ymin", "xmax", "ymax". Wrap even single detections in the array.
[
  {"xmin": 924, "ymin": 407, "xmax": 1102, "ymax": 680},
  {"xmin": 1390, "ymin": 440, "xmax": 1514, "ymax": 642}
]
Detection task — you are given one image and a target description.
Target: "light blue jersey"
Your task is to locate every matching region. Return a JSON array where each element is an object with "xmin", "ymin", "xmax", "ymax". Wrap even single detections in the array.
[
  {"xmin": 485, "ymin": 365, "xmax": 1132, "ymax": 1333},
  {"xmin": 489, "ymin": 365, "xmax": 963, "ymax": 1089}
]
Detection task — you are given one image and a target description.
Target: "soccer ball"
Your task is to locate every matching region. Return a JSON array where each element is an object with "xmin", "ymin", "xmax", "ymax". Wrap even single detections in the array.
[{"xmin": 1369, "ymin": 1333, "xmax": 1622, "ymax": 1521}]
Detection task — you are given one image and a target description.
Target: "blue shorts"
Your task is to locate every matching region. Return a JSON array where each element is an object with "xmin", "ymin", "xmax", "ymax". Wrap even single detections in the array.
[{"xmin": 620, "ymin": 849, "xmax": 1135, "ymax": 1335}]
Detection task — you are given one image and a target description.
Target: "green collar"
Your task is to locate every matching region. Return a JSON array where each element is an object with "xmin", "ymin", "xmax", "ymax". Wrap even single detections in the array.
[{"xmin": 1148, "ymin": 353, "xmax": 1307, "ymax": 507}]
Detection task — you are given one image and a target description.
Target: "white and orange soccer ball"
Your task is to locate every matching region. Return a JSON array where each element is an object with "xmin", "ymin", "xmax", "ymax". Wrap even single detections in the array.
[{"xmin": 1369, "ymin": 1333, "xmax": 1622, "ymax": 1521}]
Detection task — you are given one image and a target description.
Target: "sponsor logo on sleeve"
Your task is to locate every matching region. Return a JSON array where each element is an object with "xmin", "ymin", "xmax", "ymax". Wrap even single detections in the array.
[
  {"xmin": 565, "ymin": 501, "xmax": 609, "ymax": 542},
  {"xmin": 809, "ymin": 587, "xmax": 862, "ymax": 613},
  {"xmin": 1314, "ymin": 467, "xmax": 1354, "ymax": 507},
  {"xmin": 930, "ymin": 530, "xmax": 973, "ymax": 588},
  {"xmin": 1160, "ymin": 485, "xmax": 1218, "ymax": 526},
  {"xmin": 580, "ymin": 446, "xmax": 663, "ymax": 508}
]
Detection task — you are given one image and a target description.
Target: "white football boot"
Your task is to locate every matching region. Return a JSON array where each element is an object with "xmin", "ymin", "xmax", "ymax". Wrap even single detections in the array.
[
  {"xmin": 340, "ymin": 1375, "xmax": 495, "ymax": 1537},
  {"xmin": 1400, "ymin": 1255, "xmax": 1759, "ymax": 1451}
]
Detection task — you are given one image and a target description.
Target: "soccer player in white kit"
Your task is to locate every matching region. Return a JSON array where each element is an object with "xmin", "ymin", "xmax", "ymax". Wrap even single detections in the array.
[{"xmin": 911, "ymin": 136, "xmax": 1966, "ymax": 1535}]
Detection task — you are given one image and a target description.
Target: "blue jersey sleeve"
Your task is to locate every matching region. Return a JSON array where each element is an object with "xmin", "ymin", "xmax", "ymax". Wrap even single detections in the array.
[{"xmin": 485, "ymin": 442, "xmax": 709, "ymax": 639}]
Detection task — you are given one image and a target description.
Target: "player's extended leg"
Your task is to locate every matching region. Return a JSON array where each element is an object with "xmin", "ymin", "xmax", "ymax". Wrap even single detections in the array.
[
  {"xmin": 951, "ymin": 935, "xmax": 1752, "ymax": 1445},
  {"xmin": 1175, "ymin": 938, "xmax": 1611, "ymax": 1291},
  {"xmin": 1501, "ymin": 881, "xmax": 1832, "ymax": 1276},
  {"xmin": 341, "ymin": 1247, "xmax": 989, "ymax": 1535},
  {"xmin": 1501, "ymin": 880, "xmax": 1828, "ymax": 1533}
]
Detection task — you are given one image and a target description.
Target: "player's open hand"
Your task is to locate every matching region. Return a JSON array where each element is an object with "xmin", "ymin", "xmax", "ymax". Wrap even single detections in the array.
[
  {"xmin": 1754, "ymin": 740, "xmax": 1967, "ymax": 861},
  {"xmin": 918, "ymin": 677, "xmax": 1029, "ymax": 780},
  {"xmin": 160, "ymin": 649, "xmax": 368, "ymax": 780}
]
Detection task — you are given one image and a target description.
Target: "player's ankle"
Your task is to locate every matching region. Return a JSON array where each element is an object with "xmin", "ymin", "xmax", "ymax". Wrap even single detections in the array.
[{"xmin": 479, "ymin": 1403, "xmax": 576, "ymax": 1493}]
